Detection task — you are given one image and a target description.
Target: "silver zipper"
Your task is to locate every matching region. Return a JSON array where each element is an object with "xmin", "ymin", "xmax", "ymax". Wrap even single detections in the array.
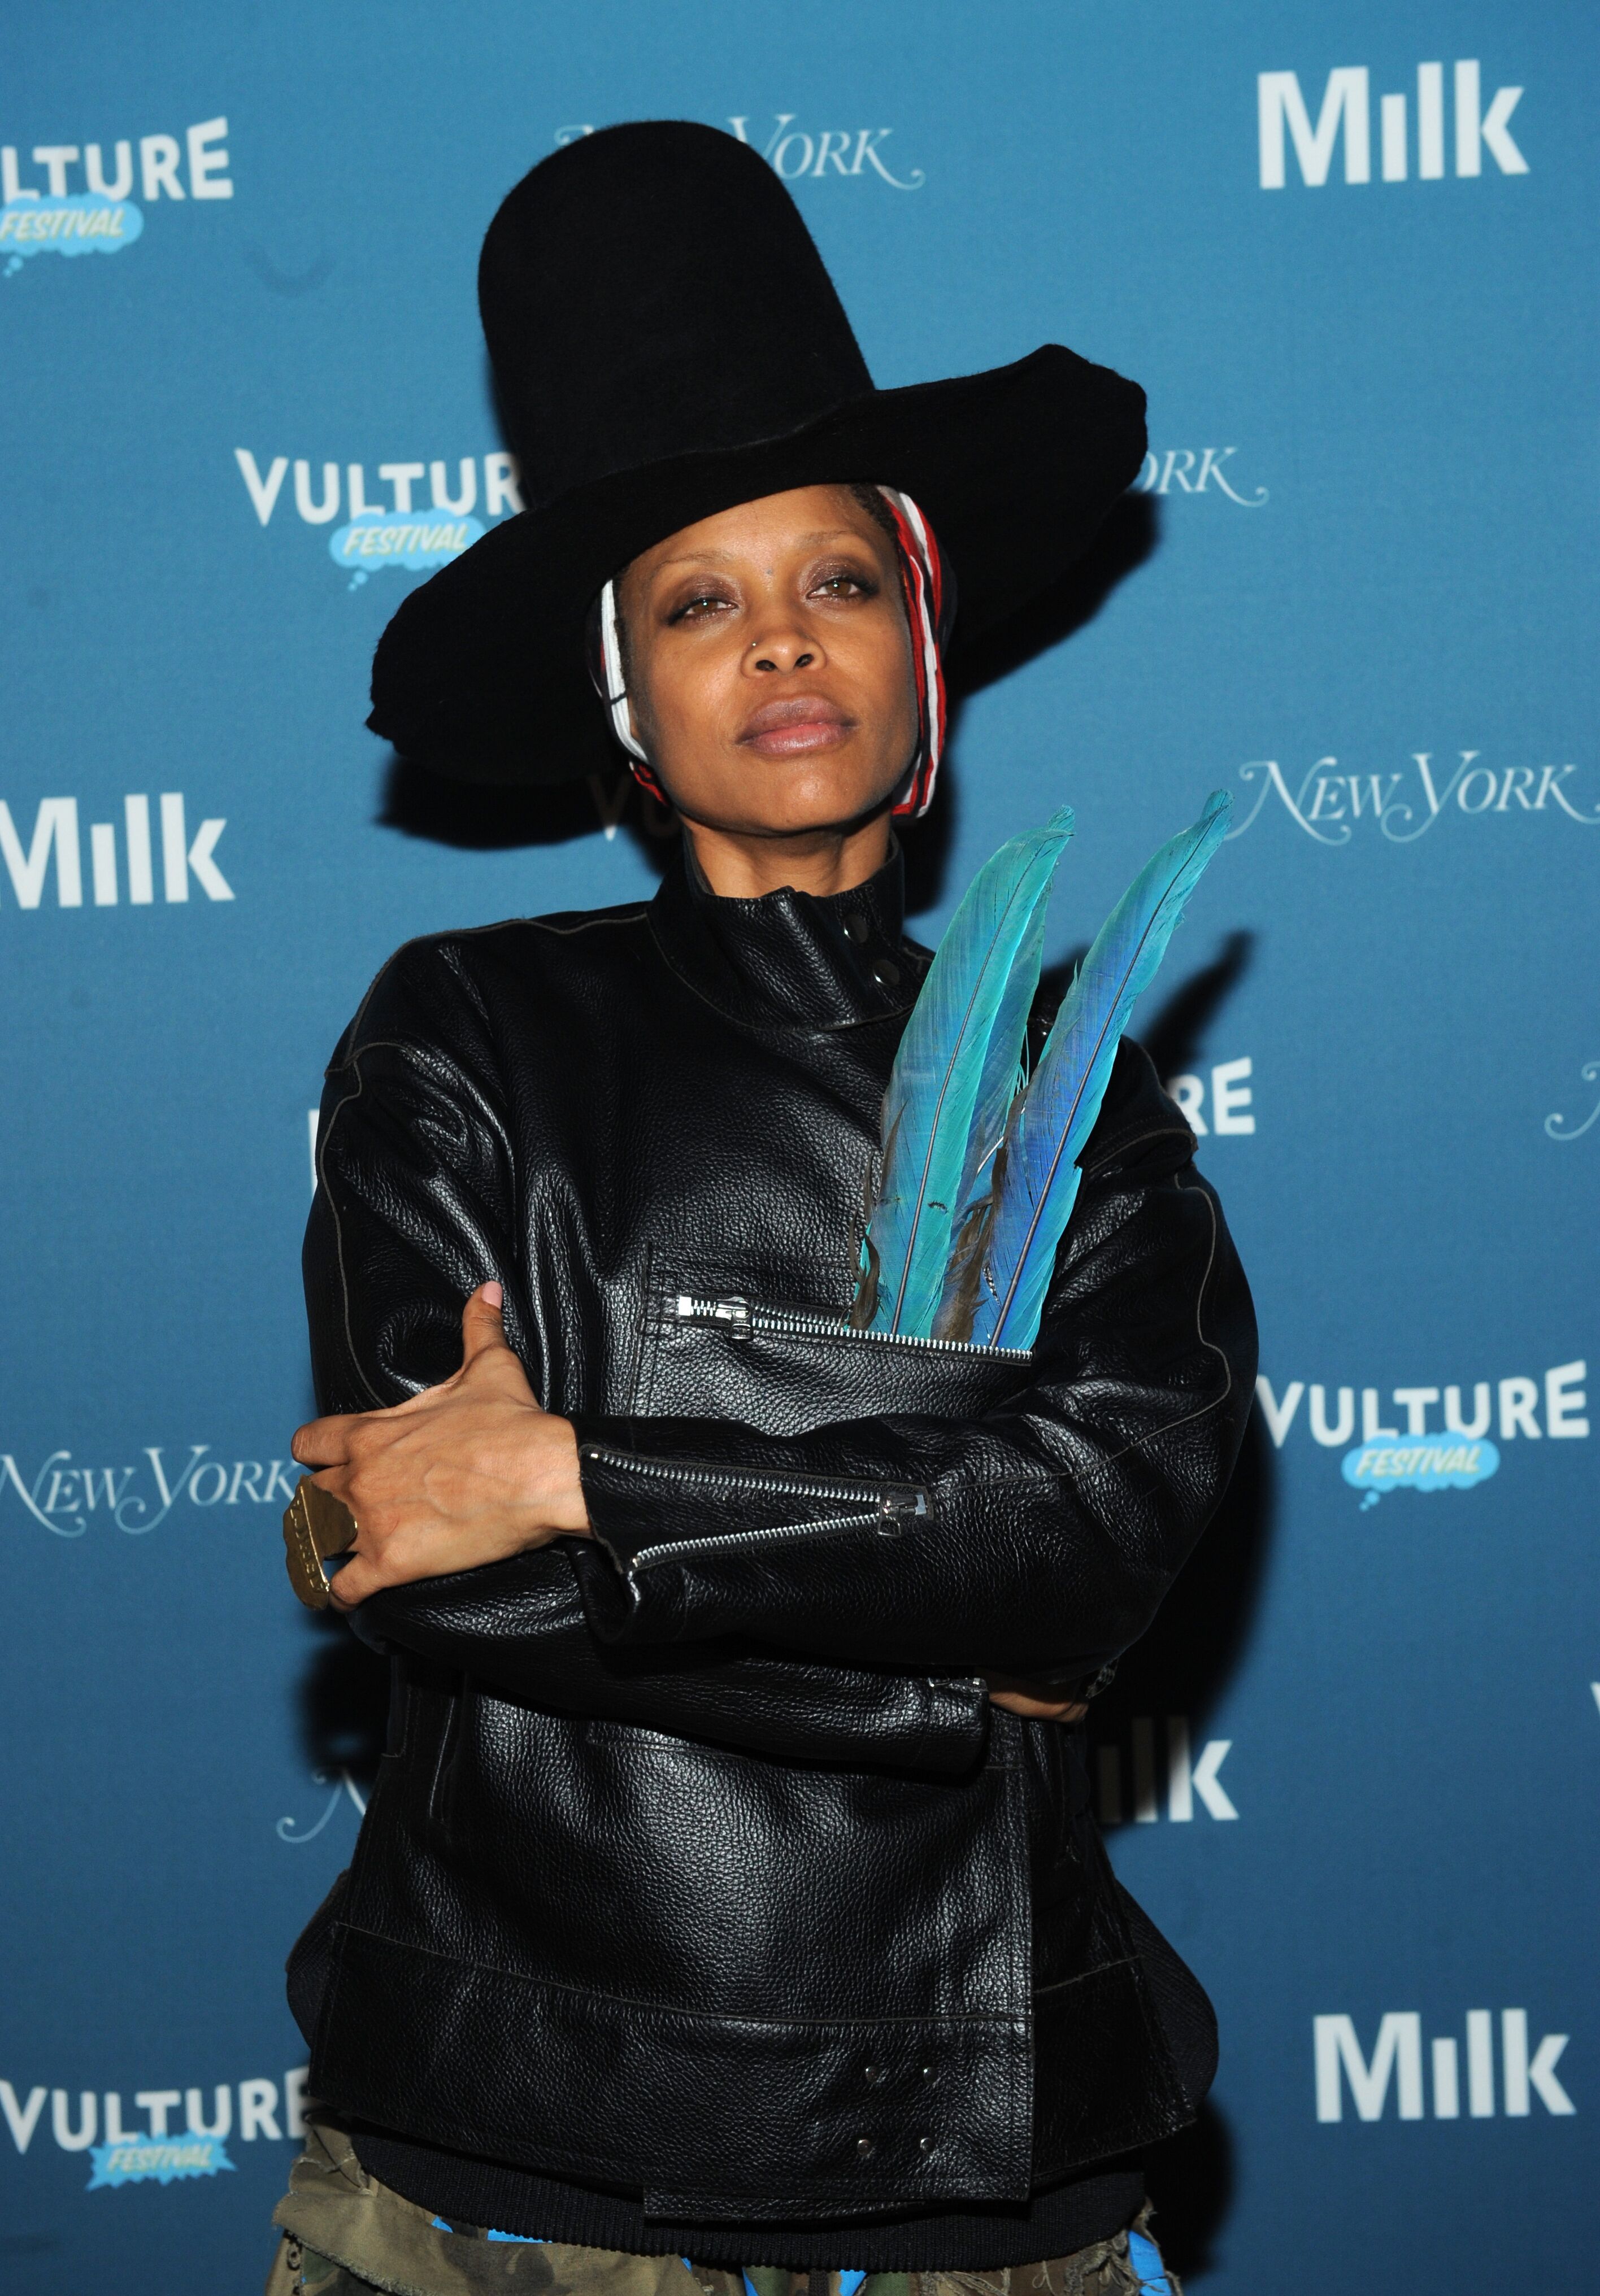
[
  {"xmin": 579, "ymin": 1445, "xmax": 929, "ymax": 1570},
  {"xmin": 664, "ymin": 1293, "xmax": 1031, "ymax": 1362}
]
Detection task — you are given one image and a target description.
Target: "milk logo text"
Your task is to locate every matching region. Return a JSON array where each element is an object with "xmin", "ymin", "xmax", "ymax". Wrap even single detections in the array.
[
  {"xmin": 1314, "ymin": 2011, "xmax": 1573, "ymax": 2121},
  {"xmin": 1094, "ymin": 1717, "xmax": 1237, "ymax": 1826},
  {"xmin": 0, "ymin": 795, "xmax": 231, "ymax": 912},
  {"xmin": 1259, "ymin": 64, "xmax": 1526, "ymax": 188}
]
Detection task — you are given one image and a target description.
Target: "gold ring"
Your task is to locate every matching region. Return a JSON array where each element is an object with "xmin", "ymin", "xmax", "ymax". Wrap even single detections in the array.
[{"xmin": 282, "ymin": 1479, "xmax": 359, "ymax": 1611}]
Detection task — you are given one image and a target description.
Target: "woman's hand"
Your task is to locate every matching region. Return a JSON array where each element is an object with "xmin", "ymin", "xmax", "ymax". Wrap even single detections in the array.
[
  {"xmin": 290, "ymin": 1282, "xmax": 589, "ymax": 1609},
  {"xmin": 984, "ymin": 1676, "xmax": 1090, "ymax": 1724}
]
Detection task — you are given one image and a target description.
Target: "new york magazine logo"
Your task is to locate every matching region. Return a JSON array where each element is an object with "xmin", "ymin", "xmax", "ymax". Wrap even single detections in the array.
[
  {"xmin": 555, "ymin": 116, "xmax": 924, "ymax": 189},
  {"xmin": 1, "ymin": 117, "xmax": 231, "ymax": 273},
  {"xmin": 1545, "ymin": 1058, "xmax": 1600, "ymax": 1144},
  {"xmin": 1130, "ymin": 448, "xmax": 1267, "ymax": 507},
  {"xmin": 2, "ymin": 1447, "xmax": 297, "ymax": 1536},
  {"xmin": 235, "ymin": 448, "xmax": 523, "ymax": 588},
  {"xmin": 277, "ymin": 1767, "xmax": 368, "ymax": 1847},
  {"xmin": 1224, "ymin": 753, "xmax": 1599, "ymax": 844},
  {"xmin": 1256, "ymin": 1361, "xmax": 1587, "ymax": 1503}
]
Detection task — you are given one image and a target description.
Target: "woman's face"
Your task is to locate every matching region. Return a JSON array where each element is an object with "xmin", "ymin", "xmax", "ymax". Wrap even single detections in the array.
[{"xmin": 616, "ymin": 485, "xmax": 918, "ymax": 840}]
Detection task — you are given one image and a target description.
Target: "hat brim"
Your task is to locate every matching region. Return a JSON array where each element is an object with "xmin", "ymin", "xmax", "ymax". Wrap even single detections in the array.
[{"xmin": 367, "ymin": 343, "xmax": 1145, "ymax": 787}]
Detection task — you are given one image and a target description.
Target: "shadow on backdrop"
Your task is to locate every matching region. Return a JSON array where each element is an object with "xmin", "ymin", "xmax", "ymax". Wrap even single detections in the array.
[
  {"xmin": 1141, "ymin": 930, "xmax": 1254, "ymax": 1086},
  {"xmin": 1082, "ymin": 927, "xmax": 1268, "ymax": 2280},
  {"xmin": 295, "ymin": 1604, "xmax": 389, "ymax": 1780},
  {"xmin": 1101, "ymin": 926, "xmax": 1269, "ymax": 1732},
  {"xmin": 1144, "ymin": 2101, "xmax": 1234, "ymax": 2284},
  {"xmin": 1090, "ymin": 1403, "xmax": 1267, "ymax": 2284}
]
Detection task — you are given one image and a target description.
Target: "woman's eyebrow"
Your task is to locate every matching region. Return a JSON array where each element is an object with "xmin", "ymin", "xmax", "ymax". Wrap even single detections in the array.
[{"xmin": 653, "ymin": 529, "xmax": 864, "ymax": 572}]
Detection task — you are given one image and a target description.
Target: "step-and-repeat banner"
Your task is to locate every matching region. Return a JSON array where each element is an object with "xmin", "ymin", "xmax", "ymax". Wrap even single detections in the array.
[{"xmin": 3, "ymin": 3, "xmax": 1593, "ymax": 2289}]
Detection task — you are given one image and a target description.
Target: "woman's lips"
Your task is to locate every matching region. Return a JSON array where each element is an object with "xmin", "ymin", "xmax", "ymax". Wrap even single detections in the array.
[{"xmin": 738, "ymin": 696, "xmax": 855, "ymax": 758}]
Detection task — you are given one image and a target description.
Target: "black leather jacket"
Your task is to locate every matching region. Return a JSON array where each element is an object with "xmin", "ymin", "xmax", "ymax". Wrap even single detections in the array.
[{"xmin": 292, "ymin": 841, "xmax": 1256, "ymax": 2225}]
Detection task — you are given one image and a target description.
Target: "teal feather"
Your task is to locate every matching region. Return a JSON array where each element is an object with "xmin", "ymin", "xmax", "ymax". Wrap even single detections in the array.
[
  {"xmin": 930, "ymin": 879, "xmax": 1053, "ymax": 1341},
  {"xmin": 856, "ymin": 806, "xmax": 1074, "ymax": 1335},
  {"xmin": 967, "ymin": 790, "xmax": 1233, "ymax": 1351}
]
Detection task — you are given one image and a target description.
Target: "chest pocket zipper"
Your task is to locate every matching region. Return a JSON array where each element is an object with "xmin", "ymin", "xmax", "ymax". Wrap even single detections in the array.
[{"xmin": 663, "ymin": 1292, "xmax": 1032, "ymax": 1362}]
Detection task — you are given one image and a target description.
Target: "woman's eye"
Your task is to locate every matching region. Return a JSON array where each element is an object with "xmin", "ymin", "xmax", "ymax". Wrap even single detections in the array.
[
  {"xmin": 669, "ymin": 592, "xmax": 734, "ymax": 623},
  {"xmin": 812, "ymin": 573, "xmax": 874, "ymax": 600}
]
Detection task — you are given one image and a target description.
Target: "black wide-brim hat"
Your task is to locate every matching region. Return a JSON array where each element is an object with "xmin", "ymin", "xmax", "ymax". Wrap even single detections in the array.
[{"xmin": 368, "ymin": 120, "xmax": 1146, "ymax": 787}]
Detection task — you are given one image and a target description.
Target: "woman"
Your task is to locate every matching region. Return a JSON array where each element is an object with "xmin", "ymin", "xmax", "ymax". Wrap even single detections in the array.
[{"xmin": 271, "ymin": 121, "xmax": 1255, "ymax": 2296}]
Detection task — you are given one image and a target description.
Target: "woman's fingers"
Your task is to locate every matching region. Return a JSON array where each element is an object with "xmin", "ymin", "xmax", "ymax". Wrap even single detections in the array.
[
  {"xmin": 327, "ymin": 1552, "xmax": 381, "ymax": 1609},
  {"xmin": 292, "ymin": 1282, "xmax": 525, "ymax": 1474},
  {"xmin": 283, "ymin": 1281, "xmax": 581, "ymax": 1609},
  {"xmin": 459, "ymin": 1279, "xmax": 514, "ymax": 1367},
  {"xmin": 291, "ymin": 1415, "xmax": 353, "ymax": 1468},
  {"xmin": 985, "ymin": 1676, "xmax": 1090, "ymax": 1724}
]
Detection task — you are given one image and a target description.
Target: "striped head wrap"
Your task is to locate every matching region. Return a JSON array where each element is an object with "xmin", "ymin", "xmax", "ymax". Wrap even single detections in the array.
[{"xmin": 593, "ymin": 486, "xmax": 954, "ymax": 817}]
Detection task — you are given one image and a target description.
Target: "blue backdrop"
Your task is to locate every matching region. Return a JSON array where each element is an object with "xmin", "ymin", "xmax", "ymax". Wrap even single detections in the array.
[{"xmin": 3, "ymin": 3, "xmax": 1595, "ymax": 2288}]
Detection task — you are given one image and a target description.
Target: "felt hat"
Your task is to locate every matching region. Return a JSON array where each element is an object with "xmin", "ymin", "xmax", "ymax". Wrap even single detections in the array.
[{"xmin": 367, "ymin": 120, "xmax": 1146, "ymax": 786}]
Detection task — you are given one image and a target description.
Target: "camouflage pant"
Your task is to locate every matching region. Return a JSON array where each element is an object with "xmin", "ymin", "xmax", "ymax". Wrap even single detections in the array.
[{"xmin": 266, "ymin": 2121, "xmax": 1176, "ymax": 2296}]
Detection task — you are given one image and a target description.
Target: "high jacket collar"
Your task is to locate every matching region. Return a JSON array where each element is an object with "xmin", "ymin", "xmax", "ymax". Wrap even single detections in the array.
[{"xmin": 647, "ymin": 837, "xmax": 924, "ymax": 1033}]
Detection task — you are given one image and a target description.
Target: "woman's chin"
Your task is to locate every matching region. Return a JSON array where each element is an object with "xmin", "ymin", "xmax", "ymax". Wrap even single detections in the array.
[
  {"xmin": 747, "ymin": 757, "xmax": 902, "ymax": 832},
  {"xmin": 663, "ymin": 751, "xmax": 908, "ymax": 840}
]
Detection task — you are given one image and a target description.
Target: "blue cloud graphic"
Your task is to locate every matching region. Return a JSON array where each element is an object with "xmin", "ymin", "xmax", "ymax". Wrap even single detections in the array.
[
  {"xmin": 329, "ymin": 507, "xmax": 485, "ymax": 589},
  {"xmin": 1, "ymin": 194, "xmax": 144, "ymax": 266},
  {"xmin": 1341, "ymin": 1436, "xmax": 1499, "ymax": 1496},
  {"xmin": 87, "ymin": 2134, "xmax": 236, "ymax": 2189}
]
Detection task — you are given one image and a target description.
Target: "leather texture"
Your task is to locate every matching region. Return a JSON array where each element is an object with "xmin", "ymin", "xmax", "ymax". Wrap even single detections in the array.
[{"xmin": 297, "ymin": 838, "xmax": 1257, "ymax": 2220}]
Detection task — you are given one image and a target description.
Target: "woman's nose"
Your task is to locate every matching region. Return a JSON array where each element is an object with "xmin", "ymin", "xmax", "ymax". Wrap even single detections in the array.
[{"xmin": 743, "ymin": 608, "xmax": 820, "ymax": 675}]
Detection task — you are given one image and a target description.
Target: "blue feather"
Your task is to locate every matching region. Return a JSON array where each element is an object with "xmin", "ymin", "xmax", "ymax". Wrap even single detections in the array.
[
  {"xmin": 968, "ymin": 790, "xmax": 1233, "ymax": 1350},
  {"xmin": 930, "ymin": 871, "xmax": 1054, "ymax": 1341},
  {"xmin": 858, "ymin": 806, "xmax": 1073, "ymax": 1335}
]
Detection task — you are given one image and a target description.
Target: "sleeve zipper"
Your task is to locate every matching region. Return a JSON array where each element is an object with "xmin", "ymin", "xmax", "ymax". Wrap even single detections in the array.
[{"xmin": 578, "ymin": 1443, "xmax": 931, "ymax": 1571}]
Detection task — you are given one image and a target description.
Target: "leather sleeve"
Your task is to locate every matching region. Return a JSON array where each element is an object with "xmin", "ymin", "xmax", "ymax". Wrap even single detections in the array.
[
  {"xmin": 349, "ymin": 1551, "xmax": 989, "ymax": 1774},
  {"xmin": 303, "ymin": 942, "xmax": 990, "ymax": 1772},
  {"xmin": 571, "ymin": 1131, "xmax": 1258, "ymax": 1680}
]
